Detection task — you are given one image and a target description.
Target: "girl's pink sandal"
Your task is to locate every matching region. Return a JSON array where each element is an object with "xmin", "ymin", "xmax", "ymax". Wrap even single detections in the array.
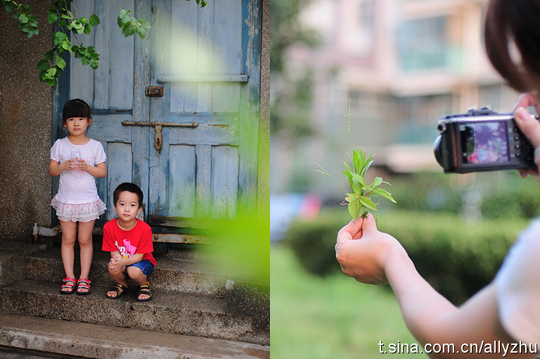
[{"xmin": 60, "ymin": 277, "xmax": 76, "ymax": 294}]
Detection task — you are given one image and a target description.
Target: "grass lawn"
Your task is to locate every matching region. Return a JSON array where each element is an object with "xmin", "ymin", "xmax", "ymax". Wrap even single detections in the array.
[{"xmin": 271, "ymin": 245, "xmax": 427, "ymax": 359}]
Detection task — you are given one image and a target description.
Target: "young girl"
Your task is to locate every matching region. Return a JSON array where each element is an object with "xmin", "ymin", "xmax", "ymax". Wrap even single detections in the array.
[{"xmin": 49, "ymin": 99, "xmax": 107, "ymax": 295}]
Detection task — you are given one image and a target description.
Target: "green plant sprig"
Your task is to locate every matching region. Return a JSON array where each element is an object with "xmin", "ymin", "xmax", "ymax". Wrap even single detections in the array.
[
  {"xmin": 314, "ymin": 149, "xmax": 396, "ymax": 220},
  {"xmin": 314, "ymin": 99, "xmax": 396, "ymax": 220},
  {"xmin": 342, "ymin": 149, "xmax": 396, "ymax": 220}
]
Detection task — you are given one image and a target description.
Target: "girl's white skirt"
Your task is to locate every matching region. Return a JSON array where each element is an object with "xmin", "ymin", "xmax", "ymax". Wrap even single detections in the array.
[{"xmin": 51, "ymin": 197, "xmax": 106, "ymax": 222}]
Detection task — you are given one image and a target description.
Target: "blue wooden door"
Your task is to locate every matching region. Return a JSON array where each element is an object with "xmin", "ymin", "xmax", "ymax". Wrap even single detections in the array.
[{"xmin": 55, "ymin": 0, "xmax": 262, "ymax": 234}]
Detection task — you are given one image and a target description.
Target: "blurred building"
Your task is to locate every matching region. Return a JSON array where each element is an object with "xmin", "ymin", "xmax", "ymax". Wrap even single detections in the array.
[{"xmin": 271, "ymin": 0, "xmax": 519, "ymax": 197}]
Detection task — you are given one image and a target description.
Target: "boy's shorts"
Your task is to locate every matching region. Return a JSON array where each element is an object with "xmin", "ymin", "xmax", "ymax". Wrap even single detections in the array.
[{"xmin": 126, "ymin": 260, "xmax": 154, "ymax": 278}]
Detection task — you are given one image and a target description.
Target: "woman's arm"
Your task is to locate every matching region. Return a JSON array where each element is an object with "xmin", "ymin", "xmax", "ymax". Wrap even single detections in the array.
[{"xmin": 336, "ymin": 214, "xmax": 533, "ymax": 358}]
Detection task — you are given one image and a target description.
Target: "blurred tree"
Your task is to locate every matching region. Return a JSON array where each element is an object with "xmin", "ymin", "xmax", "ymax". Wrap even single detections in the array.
[{"xmin": 270, "ymin": 0, "xmax": 319, "ymax": 138}]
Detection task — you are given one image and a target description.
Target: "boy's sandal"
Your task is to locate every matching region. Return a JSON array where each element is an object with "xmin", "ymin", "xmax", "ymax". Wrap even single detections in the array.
[
  {"xmin": 106, "ymin": 283, "xmax": 128, "ymax": 299},
  {"xmin": 136, "ymin": 282, "xmax": 153, "ymax": 302},
  {"xmin": 60, "ymin": 277, "xmax": 76, "ymax": 294},
  {"xmin": 76, "ymin": 278, "xmax": 91, "ymax": 295}
]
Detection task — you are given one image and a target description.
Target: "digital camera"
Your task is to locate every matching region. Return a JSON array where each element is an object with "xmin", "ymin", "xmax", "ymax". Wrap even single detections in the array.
[{"xmin": 434, "ymin": 107, "xmax": 536, "ymax": 173}]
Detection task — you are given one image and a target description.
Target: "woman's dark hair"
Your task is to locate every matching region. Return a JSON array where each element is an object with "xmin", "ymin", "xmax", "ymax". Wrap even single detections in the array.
[
  {"xmin": 62, "ymin": 99, "xmax": 92, "ymax": 126},
  {"xmin": 484, "ymin": 0, "xmax": 540, "ymax": 92},
  {"xmin": 113, "ymin": 182, "xmax": 144, "ymax": 208}
]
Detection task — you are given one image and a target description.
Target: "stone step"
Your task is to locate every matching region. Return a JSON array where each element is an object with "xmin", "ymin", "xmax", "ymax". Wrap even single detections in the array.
[
  {"xmin": 0, "ymin": 313, "xmax": 269, "ymax": 359},
  {"xmin": 0, "ymin": 240, "xmax": 269, "ymax": 346},
  {"xmin": 26, "ymin": 248, "xmax": 227, "ymax": 295},
  {"xmin": 0, "ymin": 278, "xmax": 267, "ymax": 345},
  {"xmin": 0, "ymin": 241, "xmax": 47, "ymax": 286}
]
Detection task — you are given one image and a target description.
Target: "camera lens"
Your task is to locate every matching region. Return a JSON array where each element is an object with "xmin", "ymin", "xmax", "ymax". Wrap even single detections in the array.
[{"xmin": 433, "ymin": 136, "xmax": 444, "ymax": 167}]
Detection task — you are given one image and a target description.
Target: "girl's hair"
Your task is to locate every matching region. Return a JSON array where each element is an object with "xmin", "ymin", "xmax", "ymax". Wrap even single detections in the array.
[
  {"xmin": 484, "ymin": 0, "xmax": 540, "ymax": 93},
  {"xmin": 62, "ymin": 99, "xmax": 92, "ymax": 126}
]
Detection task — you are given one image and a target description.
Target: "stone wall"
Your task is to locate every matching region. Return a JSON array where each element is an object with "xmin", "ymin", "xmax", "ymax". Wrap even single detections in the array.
[{"xmin": 0, "ymin": 1, "xmax": 53, "ymax": 240}]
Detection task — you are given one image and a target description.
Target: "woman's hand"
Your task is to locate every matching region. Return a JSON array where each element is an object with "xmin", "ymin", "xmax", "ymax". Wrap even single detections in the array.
[
  {"xmin": 335, "ymin": 213, "xmax": 409, "ymax": 284},
  {"xmin": 514, "ymin": 93, "xmax": 540, "ymax": 177}
]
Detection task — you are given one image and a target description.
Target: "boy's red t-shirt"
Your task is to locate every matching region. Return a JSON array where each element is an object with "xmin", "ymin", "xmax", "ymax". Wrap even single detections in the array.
[{"xmin": 102, "ymin": 218, "xmax": 157, "ymax": 266}]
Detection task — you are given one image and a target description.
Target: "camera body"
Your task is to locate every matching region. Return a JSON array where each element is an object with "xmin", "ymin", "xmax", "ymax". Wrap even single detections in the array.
[{"xmin": 434, "ymin": 107, "xmax": 536, "ymax": 173}]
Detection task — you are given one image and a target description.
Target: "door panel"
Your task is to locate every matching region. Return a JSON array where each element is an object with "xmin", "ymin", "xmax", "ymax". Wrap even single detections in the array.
[{"xmin": 168, "ymin": 145, "xmax": 196, "ymax": 217}]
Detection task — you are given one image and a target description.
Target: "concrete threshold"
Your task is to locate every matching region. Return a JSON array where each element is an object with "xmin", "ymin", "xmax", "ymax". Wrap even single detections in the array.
[{"xmin": 0, "ymin": 314, "xmax": 270, "ymax": 359}]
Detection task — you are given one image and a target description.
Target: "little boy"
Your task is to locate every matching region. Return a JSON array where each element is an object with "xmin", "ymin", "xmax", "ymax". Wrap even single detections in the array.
[{"xmin": 102, "ymin": 182, "xmax": 156, "ymax": 301}]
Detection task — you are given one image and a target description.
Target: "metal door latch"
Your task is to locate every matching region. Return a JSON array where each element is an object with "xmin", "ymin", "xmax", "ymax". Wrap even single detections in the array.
[
  {"xmin": 145, "ymin": 86, "xmax": 163, "ymax": 97},
  {"xmin": 121, "ymin": 120, "xmax": 198, "ymax": 151}
]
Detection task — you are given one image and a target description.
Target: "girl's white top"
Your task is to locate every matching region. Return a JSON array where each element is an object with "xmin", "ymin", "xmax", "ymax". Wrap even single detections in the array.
[
  {"xmin": 496, "ymin": 218, "xmax": 540, "ymax": 344},
  {"xmin": 50, "ymin": 137, "xmax": 106, "ymax": 204}
]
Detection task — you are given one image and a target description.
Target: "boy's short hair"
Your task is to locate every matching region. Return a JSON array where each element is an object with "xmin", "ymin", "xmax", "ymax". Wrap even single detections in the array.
[
  {"xmin": 62, "ymin": 99, "xmax": 92, "ymax": 126},
  {"xmin": 113, "ymin": 182, "xmax": 143, "ymax": 208}
]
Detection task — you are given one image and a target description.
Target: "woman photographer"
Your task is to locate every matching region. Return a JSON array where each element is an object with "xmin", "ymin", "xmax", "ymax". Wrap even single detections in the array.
[{"xmin": 335, "ymin": 1, "xmax": 540, "ymax": 357}]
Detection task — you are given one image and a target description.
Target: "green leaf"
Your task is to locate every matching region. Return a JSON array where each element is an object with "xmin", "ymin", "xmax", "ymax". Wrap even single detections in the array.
[
  {"xmin": 39, "ymin": 70, "xmax": 48, "ymax": 81},
  {"xmin": 348, "ymin": 199, "xmax": 361, "ymax": 220},
  {"xmin": 372, "ymin": 188, "xmax": 397, "ymax": 203},
  {"xmin": 341, "ymin": 170, "xmax": 352, "ymax": 181},
  {"xmin": 358, "ymin": 196, "xmax": 378, "ymax": 211},
  {"xmin": 47, "ymin": 13, "xmax": 58, "ymax": 24},
  {"xmin": 55, "ymin": 55, "xmax": 66, "ymax": 70},
  {"xmin": 352, "ymin": 150, "xmax": 360, "ymax": 174},
  {"xmin": 121, "ymin": 21, "xmax": 135, "ymax": 37},
  {"xmin": 44, "ymin": 49, "xmax": 54, "ymax": 61},
  {"xmin": 138, "ymin": 19, "xmax": 151, "ymax": 27},
  {"xmin": 359, "ymin": 156, "xmax": 374, "ymax": 177},
  {"xmin": 84, "ymin": 23, "xmax": 92, "ymax": 34},
  {"xmin": 351, "ymin": 173, "xmax": 367, "ymax": 187},
  {"xmin": 351, "ymin": 179, "xmax": 362, "ymax": 194},
  {"xmin": 117, "ymin": 9, "xmax": 130, "ymax": 27},
  {"xmin": 72, "ymin": 20, "xmax": 84, "ymax": 32},
  {"xmin": 89, "ymin": 14, "xmax": 100, "ymax": 26},
  {"xmin": 37, "ymin": 59, "xmax": 50, "ymax": 71},
  {"xmin": 54, "ymin": 31, "xmax": 67, "ymax": 45},
  {"xmin": 372, "ymin": 176, "xmax": 383, "ymax": 188},
  {"xmin": 344, "ymin": 194, "xmax": 357, "ymax": 203},
  {"xmin": 136, "ymin": 26, "xmax": 147, "ymax": 39},
  {"xmin": 61, "ymin": 39, "xmax": 71, "ymax": 52}
]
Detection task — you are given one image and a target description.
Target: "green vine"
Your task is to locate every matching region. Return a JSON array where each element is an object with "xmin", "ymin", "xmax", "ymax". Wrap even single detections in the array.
[{"xmin": 0, "ymin": 0, "xmax": 208, "ymax": 88}]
